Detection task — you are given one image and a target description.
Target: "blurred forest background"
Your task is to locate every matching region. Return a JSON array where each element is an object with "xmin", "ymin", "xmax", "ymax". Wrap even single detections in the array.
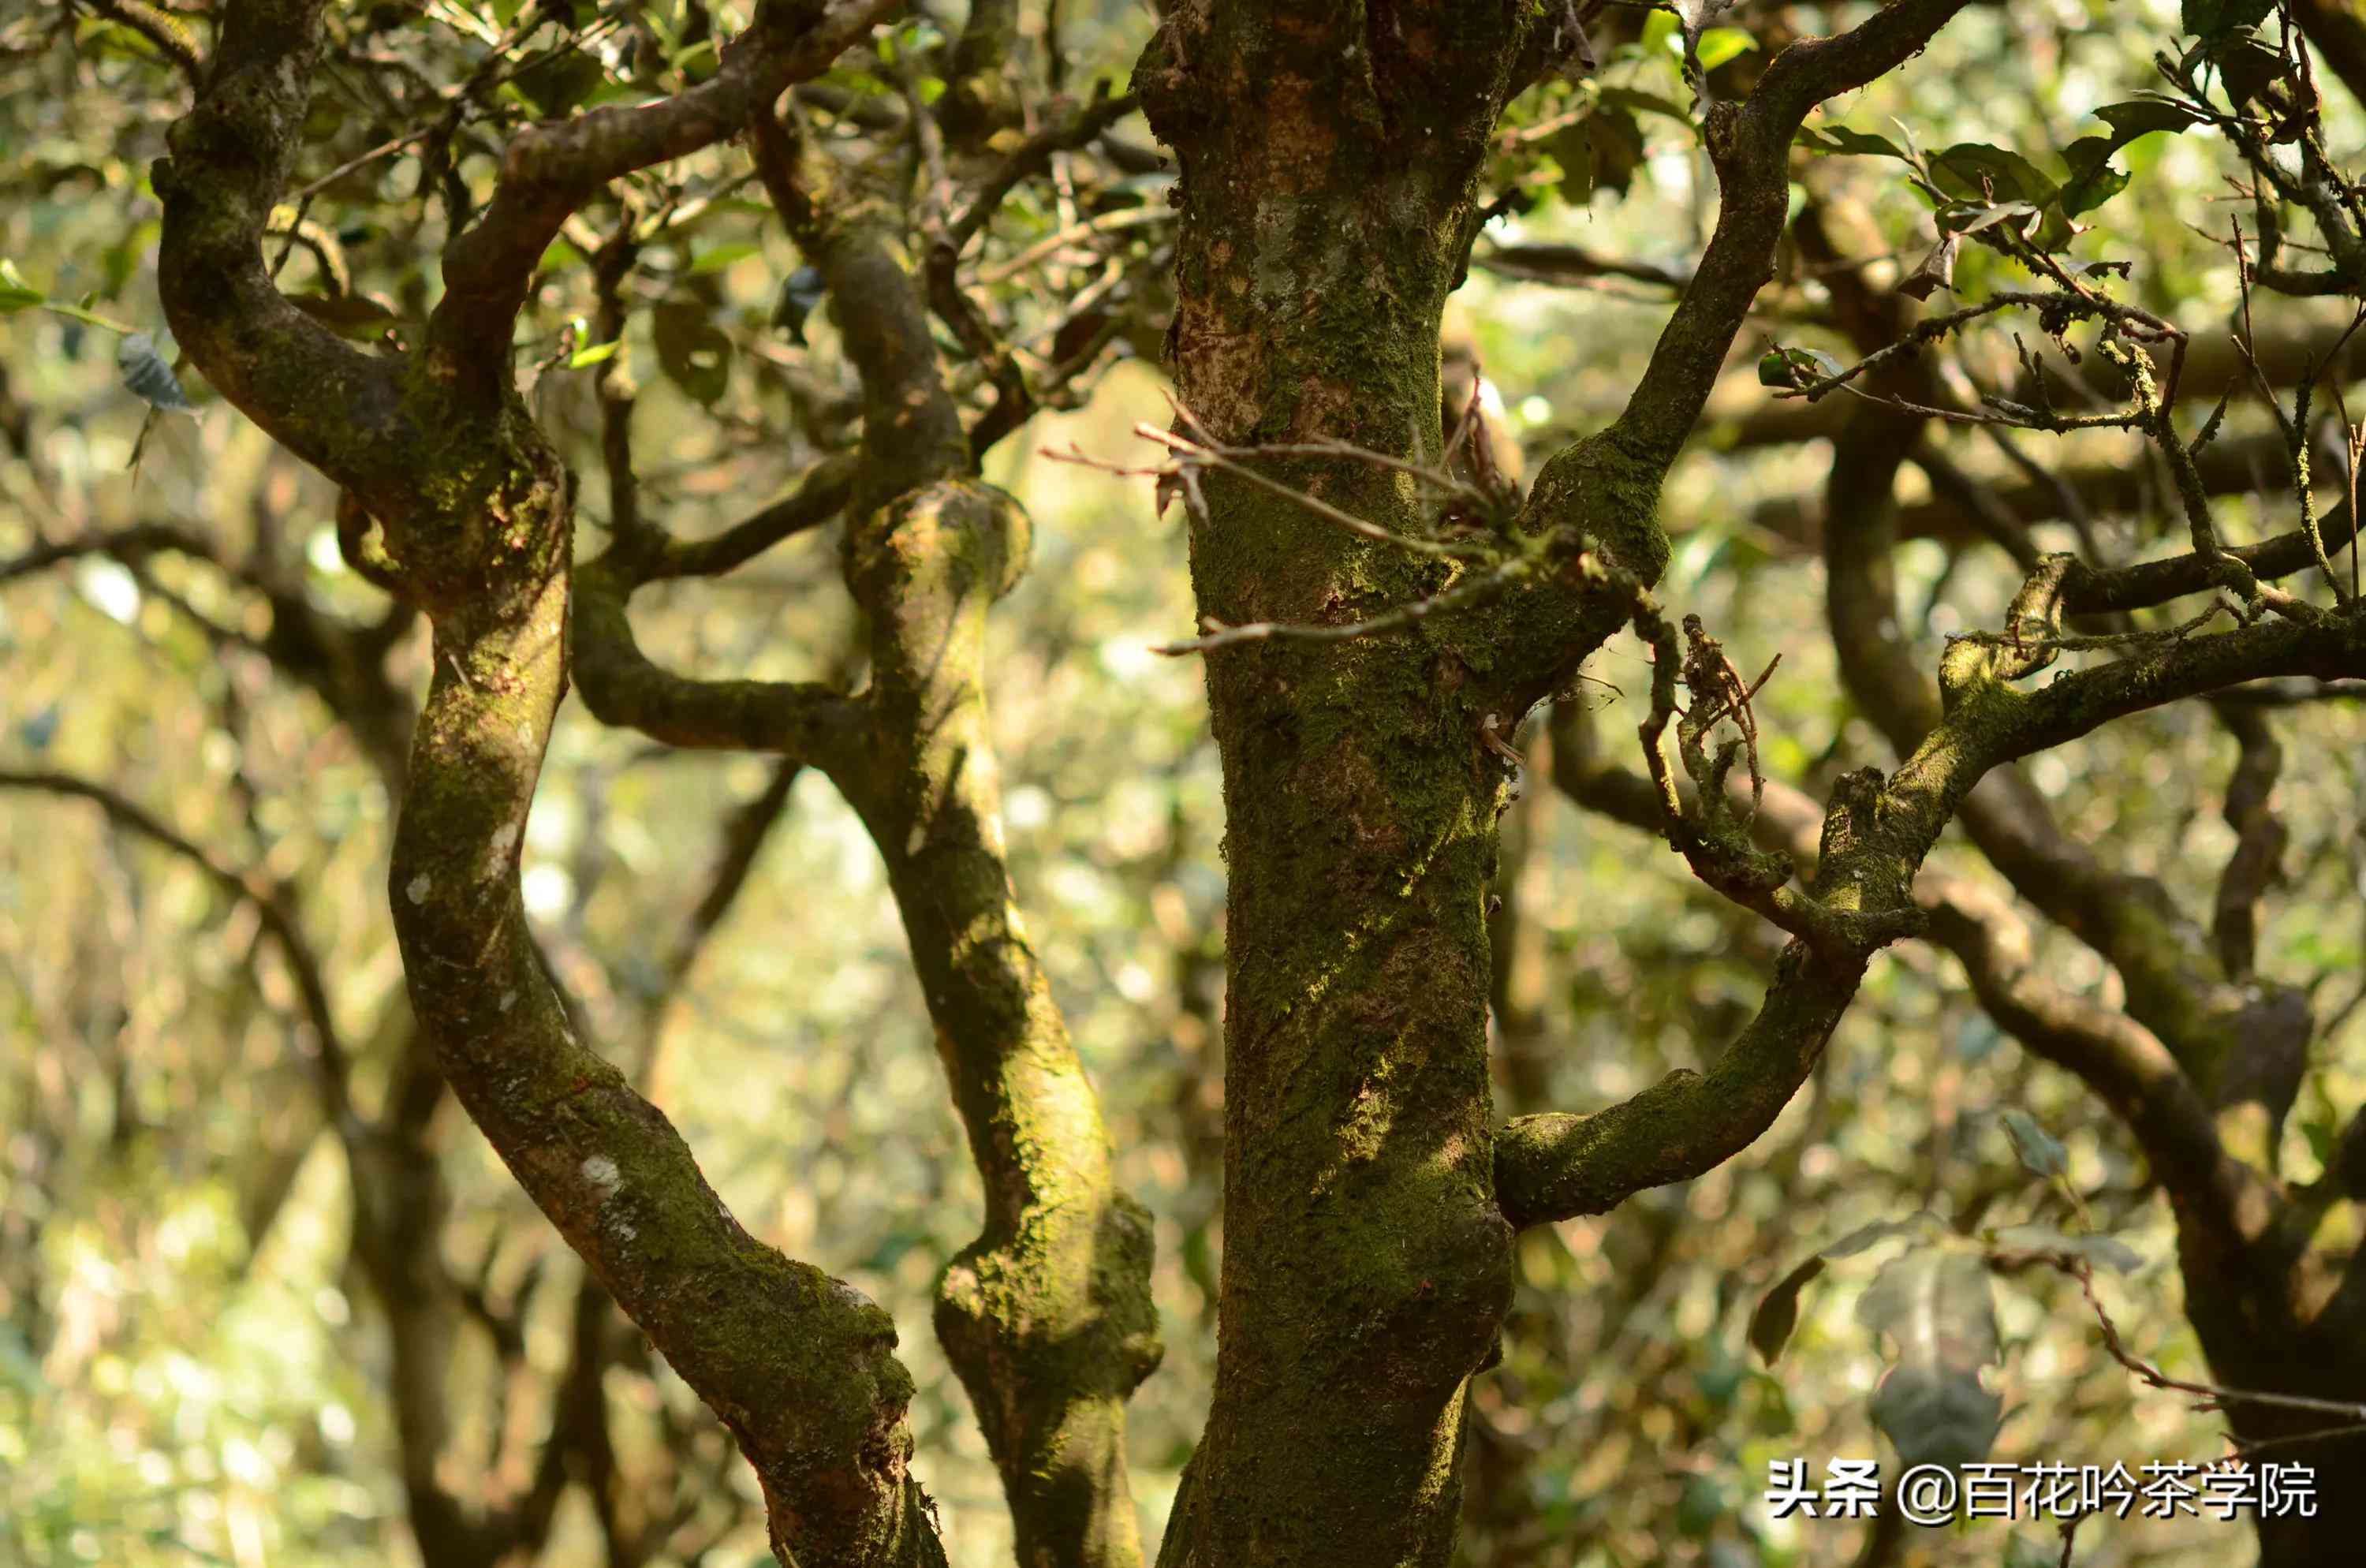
[{"xmin": 2, "ymin": 0, "xmax": 2363, "ymax": 1565}]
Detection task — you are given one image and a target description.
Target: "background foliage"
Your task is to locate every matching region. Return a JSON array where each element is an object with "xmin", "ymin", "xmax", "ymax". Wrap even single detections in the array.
[{"xmin": 3, "ymin": 0, "xmax": 2362, "ymax": 1563}]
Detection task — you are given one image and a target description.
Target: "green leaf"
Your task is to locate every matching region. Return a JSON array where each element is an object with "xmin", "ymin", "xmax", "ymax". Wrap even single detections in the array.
[
  {"xmin": 1748, "ymin": 1215, "xmax": 1929, "ymax": 1365},
  {"xmin": 1694, "ymin": 27, "xmax": 1756, "ymax": 71},
  {"xmin": 1596, "ymin": 85, "xmax": 1693, "ymax": 126},
  {"xmin": 2059, "ymin": 99, "xmax": 2202, "ymax": 217},
  {"xmin": 1939, "ymin": 200, "xmax": 2038, "ymax": 237},
  {"xmin": 1869, "ymin": 1358, "xmax": 2004, "ymax": 1473},
  {"xmin": 1748, "ymin": 1256, "xmax": 1823, "ymax": 1365},
  {"xmin": 1552, "ymin": 107, "xmax": 1646, "ymax": 206},
  {"xmin": 2000, "ymin": 1108, "xmax": 2068, "ymax": 1179},
  {"xmin": 2210, "ymin": 31, "xmax": 2289, "ymax": 107},
  {"xmin": 1931, "ymin": 143, "xmax": 2058, "ymax": 206},
  {"xmin": 2184, "ymin": 0, "xmax": 2275, "ymax": 36},
  {"xmin": 1640, "ymin": 9, "xmax": 1680, "ymax": 59},
  {"xmin": 2094, "ymin": 97, "xmax": 2208, "ymax": 138},
  {"xmin": 0, "ymin": 259, "xmax": 46, "ymax": 313},
  {"xmin": 1756, "ymin": 344, "xmax": 1840, "ymax": 389},
  {"xmin": 1823, "ymin": 1215, "xmax": 1934, "ymax": 1260},
  {"xmin": 1797, "ymin": 124, "xmax": 1913, "ymax": 163},
  {"xmin": 1859, "ymin": 1251, "xmax": 2002, "ymax": 1470},
  {"xmin": 689, "ymin": 241, "xmax": 762, "ymax": 276},
  {"xmin": 569, "ymin": 338, "xmax": 621, "ymax": 368},
  {"xmin": 513, "ymin": 51, "xmax": 607, "ymax": 118},
  {"xmin": 1859, "ymin": 1250, "xmax": 1999, "ymax": 1370},
  {"xmin": 2060, "ymin": 140, "xmax": 2134, "ymax": 218}
]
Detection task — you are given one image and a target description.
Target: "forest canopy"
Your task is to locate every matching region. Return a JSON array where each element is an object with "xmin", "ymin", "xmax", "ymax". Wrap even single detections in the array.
[{"xmin": 2, "ymin": 0, "xmax": 2364, "ymax": 1566}]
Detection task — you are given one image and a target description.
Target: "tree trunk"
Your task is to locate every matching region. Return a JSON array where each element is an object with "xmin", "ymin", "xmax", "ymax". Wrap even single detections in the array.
[
  {"xmin": 1139, "ymin": 9, "xmax": 1538, "ymax": 1562},
  {"xmin": 2179, "ymin": 1249, "xmax": 2366, "ymax": 1567}
]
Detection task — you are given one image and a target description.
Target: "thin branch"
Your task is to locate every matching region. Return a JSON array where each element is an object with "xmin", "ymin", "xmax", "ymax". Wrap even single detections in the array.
[{"xmin": 0, "ymin": 769, "xmax": 356, "ymax": 1133}]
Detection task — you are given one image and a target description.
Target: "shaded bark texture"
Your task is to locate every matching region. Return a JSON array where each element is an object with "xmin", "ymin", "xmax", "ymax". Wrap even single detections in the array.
[{"xmin": 1136, "ymin": 9, "xmax": 1545, "ymax": 1560}]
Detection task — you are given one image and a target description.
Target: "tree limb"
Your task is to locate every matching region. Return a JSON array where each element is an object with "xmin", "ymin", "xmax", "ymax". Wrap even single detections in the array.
[{"xmin": 429, "ymin": 0, "xmax": 902, "ymax": 393}]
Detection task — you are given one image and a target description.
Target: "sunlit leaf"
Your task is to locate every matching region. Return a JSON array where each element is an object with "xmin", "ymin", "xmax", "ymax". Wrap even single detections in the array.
[
  {"xmin": 1640, "ymin": 9, "xmax": 1680, "ymax": 59},
  {"xmin": 1859, "ymin": 1250, "xmax": 2000, "ymax": 1370},
  {"xmin": 1860, "ymin": 1250, "xmax": 2002, "ymax": 1469},
  {"xmin": 1694, "ymin": 27, "xmax": 1756, "ymax": 71},
  {"xmin": 0, "ymin": 259, "xmax": 45, "ymax": 313},
  {"xmin": 1748, "ymin": 1215, "xmax": 1929, "ymax": 1365}
]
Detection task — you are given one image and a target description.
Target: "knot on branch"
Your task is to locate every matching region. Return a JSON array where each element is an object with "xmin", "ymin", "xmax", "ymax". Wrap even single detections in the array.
[
  {"xmin": 1812, "ymin": 767, "xmax": 1887, "ymax": 866},
  {"xmin": 1525, "ymin": 431, "xmax": 1672, "ymax": 586},
  {"xmin": 1619, "ymin": 595, "xmax": 1922, "ymax": 958},
  {"xmin": 847, "ymin": 479, "xmax": 1034, "ymax": 617},
  {"xmin": 372, "ymin": 420, "xmax": 573, "ymax": 620},
  {"xmin": 335, "ymin": 490, "xmax": 409, "ymax": 596},
  {"xmin": 933, "ymin": 1192, "xmax": 1164, "ymax": 1433},
  {"xmin": 1702, "ymin": 100, "xmax": 1746, "ymax": 163}
]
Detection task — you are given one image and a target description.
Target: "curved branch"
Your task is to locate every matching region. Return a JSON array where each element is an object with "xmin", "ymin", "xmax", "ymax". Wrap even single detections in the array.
[
  {"xmin": 753, "ymin": 97, "xmax": 1163, "ymax": 1567},
  {"xmin": 1492, "ymin": 0, "xmax": 1974, "ymax": 704},
  {"xmin": 1495, "ymin": 939, "xmax": 1866, "ymax": 1226},
  {"xmin": 1496, "ymin": 573, "xmax": 2364, "ymax": 1228},
  {"xmin": 79, "ymin": 0, "xmax": 205, "ymax": 83},
  {"xmin": 428, "ymin": 0, "xmax": 902, "ymax": 390},
  {"xmin": 0, "ymin": 521, "xmax": 223, "ymax": 584},
  {"xmin": 2059, "ymin": 502, "xmax": 2362, "ymax": 615},
  {"xmin": 1597, "ymin": 0, "xmax": 1976, "ymax": 476},
  {"xmin": 650, "ymin": 456, "xmax": 857, "ymax": 581},
  {"xmin": 1700, "ymin": 315, "xmax": 2366, "ymax": 453},
  {"xmin": 572, "ymin": 552, "xmax": 868, "ymax": 756},
  {"xmin": 2293, "ymin": 0, "xmax": 2366, "ymax": 113},
  {"xmin": 388, "ymin": 591, "xmax": 945, "ymax": 1568},
  {"xmin": 153, "ymin": 0, "xmax": 412, "ymax": 501},
  {"xmin": 1476, "ymin": 241, "xmax": 1690, "ymax": 293},
  {"xmin": 1543, "ymin": 704, "xmax": 2264, "ymax": 1256}
]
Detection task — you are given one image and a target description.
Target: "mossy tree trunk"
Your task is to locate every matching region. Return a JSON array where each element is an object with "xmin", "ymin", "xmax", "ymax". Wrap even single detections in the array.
[
  {"xmin": 152, "ymin": 1, "xmax": 2366, "ymax": 1563},
  {"xmin": 1129, "ymin": 4, "xmax": 2005, "ymax": 1559},
  {"xmin": 1136, "ymin": 10, "xmax": 1547, "ymax": 1559}
]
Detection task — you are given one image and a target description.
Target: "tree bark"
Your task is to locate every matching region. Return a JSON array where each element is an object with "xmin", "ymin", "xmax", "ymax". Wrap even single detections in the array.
[{"xmin": 1137, "ymin": 9, "xmax": 1541, "ymax": 1562}]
